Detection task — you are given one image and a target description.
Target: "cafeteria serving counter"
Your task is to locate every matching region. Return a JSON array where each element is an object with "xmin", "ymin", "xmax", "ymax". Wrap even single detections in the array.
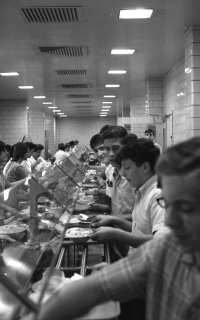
[{"xmin": 0, "ymin": 152, "xmax": 120, "ymax": 320}]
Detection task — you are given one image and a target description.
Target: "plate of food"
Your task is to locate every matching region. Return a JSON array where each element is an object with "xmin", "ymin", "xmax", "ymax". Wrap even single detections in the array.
[
  {"xmin": 65, "ymin": 227, "xmax": 92, "ymax": 243},
  {"xmin": 0, "ymin": 223, "xmax": 28, "ymax": 235}
]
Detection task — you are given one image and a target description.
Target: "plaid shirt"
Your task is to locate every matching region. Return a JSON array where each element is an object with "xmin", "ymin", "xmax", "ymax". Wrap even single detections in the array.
[{"xmin": 99, "ymin": 232, "xmax": 200, "ymax": 320}]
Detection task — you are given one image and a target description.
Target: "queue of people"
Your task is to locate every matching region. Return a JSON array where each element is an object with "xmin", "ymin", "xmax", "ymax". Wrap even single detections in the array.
[{"xmin": 34, "ymin": 126, "xmax": 200, "ymax": 320}]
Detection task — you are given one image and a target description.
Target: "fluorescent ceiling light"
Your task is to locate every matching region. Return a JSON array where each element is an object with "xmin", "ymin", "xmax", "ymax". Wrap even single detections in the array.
[
  {"xmin": 60, "ymin": 115, "xmax": 67, "ymax": 117},
  {"xmin": 104, "ymin": 95, "xmax": 116, "ymax": 98},
  {"xmin": 119, "ymin": 9, "xmax": 153, "ymax": 19},
  {"xmin": 105, "ymin": 84, "xmax": 120, "ymax": 88},
  {"xmin": 100, "ymin": 112, "xmax": 108, "ymax": 114},
  {"xmin": 18, "ymin": 86, "xmax": 34, "ymax": 89},
  {"xmin": 102, "ymin": 102, "xmax": 112, "ymax": 104},
  {"xmin": 101, "ymin": 109, "xmax": 110, "ymax": 111},
  {"xmin": 57, "ymin": 113, "xmax": 65, "ymax": 115},
  {"xmin": 0, "ymin": 72, "xmax": 19, "ymax": 76},
  {"xmin": 100, "ymin": 115, "xmax": 107, "ymax": 117},
  {"xmin": 102, "ymin": 106, "xmax": 111, "ymax": 108},
  {"xmin": 34, "ymin": 96, "xmax": 46, "ymax": 99},
  {"xmin": 42, "ymin": 102, "xmax": 52, "ymax": 105},
  {"xmin": 111, "ymin": 49, "xmax": 135, "ymax": 55},
  {"xmin": 53, "ymin": 110, "xmax": 61, "ymax": 112},
  {"xmin": 48, "ymin": 106, "xmax": 57, "ymax": 109},
  {"xmin": 108, "ymin": 70, "xmax": 126, "ymax": 74}
]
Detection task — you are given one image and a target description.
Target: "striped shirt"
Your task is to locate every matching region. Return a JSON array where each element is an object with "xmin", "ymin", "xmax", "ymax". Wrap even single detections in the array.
[{"xmin": 99, "ymin": 231, "xmax": 200, "ymax": 320}]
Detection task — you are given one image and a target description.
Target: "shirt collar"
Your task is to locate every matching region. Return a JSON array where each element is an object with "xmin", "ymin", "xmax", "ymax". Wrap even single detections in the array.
[{"xmin": 137, "ymin": 174, "xmax": 158, "ymax": 197}]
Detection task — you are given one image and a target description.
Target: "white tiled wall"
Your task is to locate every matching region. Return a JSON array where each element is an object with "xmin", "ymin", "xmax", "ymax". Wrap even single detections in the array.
[
  {"xmin": 56, "ymin": 116, "xmax": 117, "ymax": 150},
  {"xmin": 0, "ymin": 100, "xmax": 28, "ymax": 145}
]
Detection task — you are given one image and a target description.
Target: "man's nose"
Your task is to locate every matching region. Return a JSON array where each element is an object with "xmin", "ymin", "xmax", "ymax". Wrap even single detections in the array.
[
  {"xmin": 121, "ymin": 167, "xmax": 126, "ymax": 177},
  {"xmin": 165, "ymin": 206, "xmax": 181, "ymax": 229}
]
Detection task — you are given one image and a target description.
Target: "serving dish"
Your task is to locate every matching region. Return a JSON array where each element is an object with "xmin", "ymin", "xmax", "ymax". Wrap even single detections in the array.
[
  {"xmin": 65, "ymin": 227, "xmax": 92, "ymax": 243},
  {"xmin": 0, "ymin": 223, "xmax": 28, "ymax": 235}
]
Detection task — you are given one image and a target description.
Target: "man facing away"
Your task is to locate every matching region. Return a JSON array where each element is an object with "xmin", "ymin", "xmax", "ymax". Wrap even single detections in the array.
[{"xmin": 37, "ymin": 137, "xmax": 200, "ymax": 320}]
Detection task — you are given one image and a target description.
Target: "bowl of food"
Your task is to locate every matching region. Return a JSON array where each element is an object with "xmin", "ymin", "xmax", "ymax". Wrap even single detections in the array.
[{"xmin": 65, "ymin": 227, "xmax": 92, "ymax": 243}]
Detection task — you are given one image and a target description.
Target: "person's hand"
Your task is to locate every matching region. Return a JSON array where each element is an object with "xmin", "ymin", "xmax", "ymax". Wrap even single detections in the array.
[
  {"xmin": 74, "ymin": 204, "xmax": 90, "ymax": 213},
  {"xmin": 36, "ymin": 158, "xmax": 42, "ymax": 164},
  {"xmin": 90, "ymin": 227, "xmax": 115, "ymax": 243},
  {"xmin": 90, "ymin": 215, "xmax": 114, "ymax": 228},
  {"xmin": 93, "ymin": 189, "xmax": 107, "ymax": 204},
  {"xmin": 0, "ymin": 234, "xmax": 16, "ymax": 242}
]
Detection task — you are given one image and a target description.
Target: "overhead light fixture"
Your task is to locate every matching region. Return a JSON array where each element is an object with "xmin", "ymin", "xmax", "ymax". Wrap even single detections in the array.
[
  {"xmin": 57, "ymin": 113, "xmax": 65, "ymax": 115},
  {"xmin": 53, "ymin": 110, "xmax": 61, "ymax": 112},
  {"xmin": 108, "ymin": 70, "xmax": 126, "ymax": 74},
  {"xmin": 42, "ymin": 102, "xmax": 52, "ymax": 105},
  {"xmin": 102, "ymin": 102, "xmax": 112, "ymax": 104},
  {"xmin": 34, "ymin": 96, "xmax": 46, "ymax": 99},
  {"xmin": 100, "ymin": 112, "xmax": 108, "ymax": 114},
  {"xmin": 111, "ymin": 49, "xmax": 135, "ymax": 55},
  {"xmin": 102, "ymin": 106, "xmax": 111, "ymax": 108},
  {"xmin": 105, "ymin": 84, "xmax": 120, "ymax": 88},
  {"xmin": 0, "ymin": 72, "xmax": 19, "ymax": 76},
  {"xmin": 60, "ymin": 115, "xmax": 67, "ymax": 117},
  {"xmin": 48, "ymin": 106, "xmax": 57, "ymax": 109},
  {"xmin": 18, "ymin": 86, "xmax": 34, "ymax": 89},
  {"xmin": 101, "ymin": 109, "xmax": 110, "ymax": 112},
  {"xmin": 100, "ymin": 115, "xmax": 107, "ymax": 117},
  {"xmin": 104, "ymin": 95, "xmax": 116, "ymax": 98},
  {"xmin": 119, "ymin": 9, "xmax": 153, "ymax": 19}
]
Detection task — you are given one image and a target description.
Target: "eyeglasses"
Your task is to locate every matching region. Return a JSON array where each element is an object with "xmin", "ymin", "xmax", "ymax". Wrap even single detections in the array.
[{"xmin": 157, "ymin": 197, "xmax": 197, "ymax": 214}]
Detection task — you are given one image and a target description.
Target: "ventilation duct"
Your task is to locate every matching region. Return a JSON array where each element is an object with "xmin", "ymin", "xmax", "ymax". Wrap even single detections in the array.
[
  {"xmin": 61, "ymin": 84, "xmax": 91, "ymax": 89},
  {"xmin": 67, "ymin": 95, "xmax": 93, "ymax": 99},
  {"xmin": 21, "ymin": 7, "xmax": 82, "ymax": 23},
  {"xmin": 55, "ymin": 70, "xmax": 87, "ymax": 75},
  {"xmin": 37, "ymin": 46, "xmax": 88, "ymax": 57}
]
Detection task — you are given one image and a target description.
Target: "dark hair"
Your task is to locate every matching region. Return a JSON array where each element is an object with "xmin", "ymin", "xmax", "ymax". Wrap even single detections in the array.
[
  {"xmin": 12, "ymin": 142, "xmax": 28, "ymax": 161},
  {"xmin": 69, "ymin": 141, "xmax": 75, "ymax": 147},
  {"xmin": 58, "ymin": 143, "xmax": 65, "ymax": 151},
  {"xmin": 0, "ymin": 142, "xmax": 6, "ymax": 154},
  {"xmin": 99, "ymin": 125, "xmax": 113, "ymax": 134},
  {"xmin": 156, "ymin": 137, "xmax": 200, "ymax": 177},
  {"xmin": 25, "ymin": 142, "xmax": 36, "ymax": 151},
  {"xmin": 90, "ymin": 134, "xmax": 103, "ymax": 150},
  {"xmin": 122, "ymin": 133, "xmax": 138, "ymax": 145},
  {"xmin": 118, "ymin": 138, "xmax": 160, "ymax": 173},
  {"xmin": 145, "ymin": 129, "xmax": 155, "ymax": 136},
  {"xmin": 34, "ymin": 144, "xmax": 44, "ymax": 152},
  {"xmin": 65, "ymin": 143, "xmax": 70, "ymax": 149},
  {"xmin": 102, "ymin": 126, "xmax": 127, "ymax": 142},
  {"xmin": 74, "ymin": 140, "xmax": 79, "ymax": 144}
]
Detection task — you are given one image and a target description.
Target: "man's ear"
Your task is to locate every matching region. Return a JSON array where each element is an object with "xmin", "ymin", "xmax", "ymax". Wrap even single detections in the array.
[{"xmin": 143, "ymin": 161, "xmax": 151, "ymax": 174}]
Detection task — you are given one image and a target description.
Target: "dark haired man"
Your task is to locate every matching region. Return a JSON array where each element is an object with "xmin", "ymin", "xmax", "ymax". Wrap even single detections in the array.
[
  {"xmin": 145, "ymin": 128, "xmax": 162, "ymax": 153},
  {"xmin": 54, "ymin": 143, "xmax": 69, "ymax": 164},
  {"xmin": 38, "ymin": 137, "xmax": 200, "ymax": 320},
  {"xmin": 21, "ymin": 142, "xmax": 36, "ymax": 175},
  {"xmin": 29, "ymin": 144, "xmax": 48, "ymax": 173},
  {"xmin": 91, "ymin": 138, "xmax": 164, "ymax": 248}
]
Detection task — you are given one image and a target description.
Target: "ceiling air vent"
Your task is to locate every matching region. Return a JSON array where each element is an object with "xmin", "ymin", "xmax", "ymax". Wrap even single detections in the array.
[
  {"xmin": 21, "ymin": 7, "xmax": 82, "ymax": 23},
  {"xmin": 67, "ymin": 95, "xmax": 93, "ymax": 99},
  {"xmin": 37, "ymin": 46, "xmax": 88, "ymax": 57},
  {"xmin": 55, "ymin": 70, "xmax": 87, "ymax": 75},
  {"xmin": 61, "ymin": 84, "xmax": 91, "ymax": 89},
  {"xmin": 74, "ymin": 106, "xmax": 92, "ymax": 108}
]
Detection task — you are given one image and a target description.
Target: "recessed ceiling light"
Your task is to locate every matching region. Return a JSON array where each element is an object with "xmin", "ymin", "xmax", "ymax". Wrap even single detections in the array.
[
  {"xmin": 48, "ymin": 106, "xmax": 57, "ymax": 109},
  {"xmin": 100, "ymin": 115, "xmax": 107, "ymax": 117},
  {"xmin": 0, "ymin": 72, "xmax": 19, "ymax": 76},
  {"xmin": 34, "ymin": 96, "xmax": 46, "ymax": 99},
  {"xmin": 101, "ymin": 109, "xmax": 110, "ymax": 112},
  {"xmin": 57, "ymin": 113, "xmax": 65, "ymax": 115},
  {"xmin": 53, "ymin": 110, "xmax": 61, "ymax": 112},
  {"xmin": 18, "ymin": 86, "xmax": 34, "ymax": 89},
  {"xmin": 100, "ymin": 112, "xmax": 108, "ymax": 114},
  {"xmin": 42, "ymin": 102, "xmax": 52, "ymax": 105},
  {"xmin": 105, "ymin": 84, "xmax": 120, "ymax": 88},
  {"xmin": 108, "ymin": 70, "xmax": 126, "ymax": 74},
  {"xmin": 102, "ymin": 102, "xmax": 112, "ymax": 104},
  {"xmin": 119, "ymin": 9, "xmax": 153, "ymax": 19},
  {"xmin": 104, "ymin": 95, "xmax": 116, "ymax": 98},
  {"xmin": 102, "ymin": 106, "xmax": 111, "ymax": 108},
  {"xmin": 111, "ymin": 49, "xmax": 135, "ymax": 55},
  {"xmin": 60, "ymin": 115, "xmax": 67, "ymax": 117}
]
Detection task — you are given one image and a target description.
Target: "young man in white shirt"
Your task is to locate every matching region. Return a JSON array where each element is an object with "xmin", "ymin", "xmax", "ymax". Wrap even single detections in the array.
[
  {"xmin": 54, "ymin": 143, "xmax": 69, "ymax": 164},
  {"xmin": 90, "ymin": 138, "xmax": 164, "ymax": 248}
]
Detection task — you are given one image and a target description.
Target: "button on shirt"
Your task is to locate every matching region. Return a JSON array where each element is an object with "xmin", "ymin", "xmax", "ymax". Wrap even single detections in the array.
[
  {"xmin": 99, "ymin": 232, "xmax": 200, "ymax": 320},
  {"xmin": 112, "ymin": 168, "xmax": 135, "ymax": 216},
  {"xmin": 132, "ymin": 174, "xmax": 164, "ymax": 235}
]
